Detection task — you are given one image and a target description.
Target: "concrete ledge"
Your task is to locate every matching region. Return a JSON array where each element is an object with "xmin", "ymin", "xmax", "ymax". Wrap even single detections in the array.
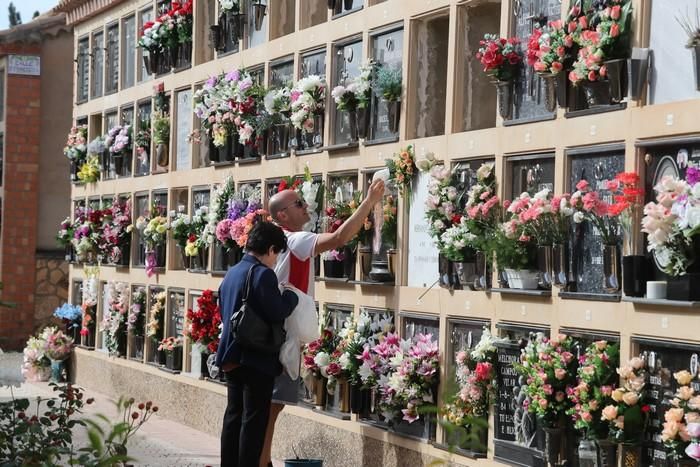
[{"xmin": 74, "ymin": 349, "xmax": 485, "ymax": 467}]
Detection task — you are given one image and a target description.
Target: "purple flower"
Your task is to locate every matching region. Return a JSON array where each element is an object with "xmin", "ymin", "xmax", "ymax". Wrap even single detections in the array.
[
  {"xmin": 205, "ymin": 76, "xmax": 217, "ymax": 88},
  {"xmin": 686, "ymin": 166, "xmax": 700, "ymax": 186},
  {"xmin": 225, "ymin": 69, "xmax": 240, "ymax": 82},
  {"xmin": 226, "ymin": 199, "xmax": 248, "ymax": 221}
]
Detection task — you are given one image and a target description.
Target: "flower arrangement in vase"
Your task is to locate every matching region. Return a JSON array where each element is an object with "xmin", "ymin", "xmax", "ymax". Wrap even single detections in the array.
[
  {"xmin": 601, "ymin": 357, "xmax": 650, "ymax": 465},
  {"xmin": 290, "ymin": 75, "xmax": 327, "ymax": 139},
  {"xmin": 100, "ymin": 281, "xmax": 130, "ymax": 356},
  {"xmin": 147, "ymin": 290, "xmax": 167, "ymax": 343},
  {"xmin": 476, "ymin": 34, "xmax": 523, "ymax": 119},
  {"xmin": 642, "ymin": 169, "xmax": 700, "ymax": 279},
  {"xmin": 128, "ymin": 287, "xmax": 146, "ymax": 337},
  {"xmin": 41, "ymin": 326, "xmax": 75, "ymax": 382},
  {"xmin": 441, "ymin": 329, "xmax": 505, "ymax": 451},
  {"xmin": 215, "ymin": 183, "xmax": 263, "ymax": 253},
  {"xmin": 302, "ymin": 327, "xmax": 340, "ymax": 406},
  {"xmin": 53, "ymin": 303, "xmax": 82, "ymax": 340},
  {"xmin": 566, "ymin": 340, "xmax": 620, "ymax": 463},
  {"xmin": 64, "ymin": 125, "xmax": 88, "ymax": 181},
  {"xmin": 376, "ymin": 333, "xmax": 440, "ymax": 426},
  {"xmin": 21, "ymin": 334, "xmax": 51, "ymax": 382},
  {"xmin": 101, "ymin": 198, "xmax": 133, "ymax": 265},
  {"xmin": 158, "ymin": 336, "xmax": 183, "ymax": 371},
  {"xmin": 80, "ymin": 275, "xmax": 98, "ymax": 345},
  {"xmin": 185, "ymin": 289, "xmax": 221, "ymax": 354},
  {"xmin": 374, "ymin": 64, "xmax": 402, "ymax": 134},
  {"xmin": 385, "ymin": 145, "xmax": 417, "ymax": 199},
  {"xmin": 135, "ymin": 203, "xmax": 169, "ymax": 277},
  {"xmin": 662, "ymin": 369, "xmax": 700, "ymax": 463},
  {"xmin": 526, "ymin": 21, "xmax": 573, "ymax": 110}
]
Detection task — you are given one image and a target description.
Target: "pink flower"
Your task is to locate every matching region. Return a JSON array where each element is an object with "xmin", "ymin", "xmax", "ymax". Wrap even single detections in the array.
[
  {"xmin": 687, "ymin": 423, "xmax": 700, "ymax": 438},
  {"xmin": 576, "ymin": 180, "xmax": 589, "ymax": 191},
  {"xmin": 687, "ymin": 443, "xmax": 700, "ymax": 461},
  {"xmin": 539, "ymin": 399, "xmax": 548, "ymax": 409},
  {"xmin": 555, "ymin": 368, "xmax": 567, "ymax": 380},
  {"xmin": 610, "ymin": 23, "xmax": 620, "ymax": 38},
  {"xmin": 551, "ymin": 61, "xmax": 563, "ymax": 73}
]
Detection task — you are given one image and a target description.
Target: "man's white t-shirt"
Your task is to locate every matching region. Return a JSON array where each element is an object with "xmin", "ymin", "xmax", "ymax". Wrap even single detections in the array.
[{"xmin": 275, "ymin": 231, "xmax": 318, "ymax": 297}]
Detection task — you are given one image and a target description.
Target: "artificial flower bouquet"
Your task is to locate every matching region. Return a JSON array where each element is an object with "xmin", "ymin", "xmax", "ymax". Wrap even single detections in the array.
[
  {"xmin": 158, "ymin": 336, "xmax": 183, "ymax": 353},
  {"xmin": 105, "ymin": 124, "xmax": 132, "ymax": 159},
  {"xmin": 526, "ymin": 21, "xmax": 572, "ymax": 76},
  {"xmin": 77, "ymin": 154, "xmax": 100, "ymax": 183},
  {"xmin": 21, "ymin": 335, "xmax": 51, "ymax": 382},
  {"xmin": 101, "ymin": 197, "xmax": 133, "ymax": 265},
  {"xmin": 290, "ymin": 75, "xmax": 327, "ymax": 134},
  {"xmin": 385, "ymin": 145, "xmax": 417, "ymax": 198},
  {"xmin": 100, "ymin": 281, "xmax": 130, "ymax": 355},
  {"xmin": 376, "ymin": 333, "xmax": 440, "ymax": 425},
  {"xmin": 422, "ymin": 163, "xmax": 465, "ymax": 256},
  {"xmin": 460, "ymin": 162, "xmax": 503, "ymax": 256},
  {"xmin": 642, "ymin": 169, "xmax": 700, "ymax": 276},
  {"xmin": 606, "ymin": 172, "xmax": 644, "ymax": 254},
  {"xmin": 53, "ymin": 303, "xmax": 83, "ymax": 334},
  {"xmin": 264, "ymin": 86, "xmax": 292, "ymax": 121},
  {"xmin": 185, "ymin": 289, "xmax": 221, "ymax": 354},
  {"xmin": 215, "ymin": 184, "xmax": 263, "ymax": 251},
  {"xmin": 514, "ymin": 333, "xmax": 578, "ymax": 428},
  {"xmin": 380, "ymin": 194, "xmax": 398, "ymax": 248},
  {"xmin": 660, "ymin": 369, "xmax": 700, "ymax": 462},
  {"xmin": 56, "ymin": 217, "xmax": 74, "ymax": 250},
  {"xmin": 570, "ymin": 179, "xmax": 621, "ymax": 246},
  {"xmin": 476, "ymin": 34, "xmax": 523, "ymax": 82},
  {"xmin": 147, "ymin": 291, "xmax": 167, "ymax": 342},
  {"xmin": 128, "ymin": 287, "xmax": 147, "ymax": 337},
  {"xmin": 135, "ymin": 204, "xmax": 169, "ymax": 251},
  {"xmin": 601, "ymin": 356, "xmax": 650, "ymax": 445},
  {"xmin": 442, "ymin": 329, "xmax": 504, "ymax": 428},
  {"xmin": 80, "ymin": 277, "xmax": 98, "ymax": 339},
  {"xmin": 63, "ymin": 125, "xmax": 88, "ymax": 163},
  {"xmin": 566, "ymin": 340, "xmax": 620, "ymax": 440},
  {"xmin": 506, "ymin": 188, "xmax": 573, "ymax": 247},
  {"xmin": 41, "ymin": 326, "xmax": 75, "ymax": 362},
  {"xmin": 302, "ymin": 328, "xmax": 341, "ymax": 381}
]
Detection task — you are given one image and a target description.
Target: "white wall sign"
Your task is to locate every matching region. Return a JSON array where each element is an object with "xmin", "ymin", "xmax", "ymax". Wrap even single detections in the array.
[
  {"xmin": 8, "ymin": 55, "xmax": 40, "ymax": 76},
  {"xmin": 176, "ymin": 89, "xmax": 192, "ymax": 171},
  {"xmin": 407, "ymin": 171, "xmax": 439, "ymax": 288}
]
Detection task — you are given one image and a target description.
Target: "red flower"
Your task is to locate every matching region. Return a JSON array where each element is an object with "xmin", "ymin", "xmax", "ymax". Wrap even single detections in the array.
[
  {"xmin": 188, "ymin": 234, "xmax": 196, "ymax": 243},
  {"xmin": 475, "ymin": 362, "xmax": 493, "ymax": 381},
  {"xmin": 451, "ymin": 214, "xmax": 462, "ymax": 224},
  {"xmin": 277, "ymin": 180, "xmax": 288, "ymax": 192},
  {"xmin": 641, "ymin": 405, "xmax": 651, "ymax": 413}
]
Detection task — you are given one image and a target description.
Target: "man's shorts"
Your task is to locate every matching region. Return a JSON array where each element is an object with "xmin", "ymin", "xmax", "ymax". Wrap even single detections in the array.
[{"xmin": 271, "ymin": 371, "xmax": 299, "ymax": 405}]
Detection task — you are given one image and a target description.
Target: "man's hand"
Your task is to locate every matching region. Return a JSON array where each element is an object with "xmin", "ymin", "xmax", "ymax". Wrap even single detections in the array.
[{"xmin": 366, "ymin": 178, "xmax": 385, "ymax": 205}]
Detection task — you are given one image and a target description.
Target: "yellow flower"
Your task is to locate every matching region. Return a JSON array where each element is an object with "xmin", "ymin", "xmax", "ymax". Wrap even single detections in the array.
[
  {"xmin": 674, "ymin": 370, "xmax": 693, "ymax": 386},
  {"xmin": 156, "ymin": 224, "xmax": 167, "ymax": 234},
  {"xmin": 184, "ymin": 241, "xmax": 198, "ymax": 256}
]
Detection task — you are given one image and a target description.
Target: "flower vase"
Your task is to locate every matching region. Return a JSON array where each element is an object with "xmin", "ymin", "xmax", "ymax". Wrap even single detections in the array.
[
  {"xmin": 350, "ymin": 384, "xmax": 370, "ymax": 417},
  {"xmin": 346, "ymin": 110, "xmax": 359, "ymax": 142},
  {"xmin": 168, "ymin": 44, "xmax": 179, "ymax": 72},
  {"xmin": 50, "ymin": 359, "xmax": 66, "ymax": 383},
  {"xmin": 209, "ymin": 25, "xmax": 225, "ymax": 52},
  {"xmin": 595, "ymin": 439, "xmax": 618, "ymax": 467},
  {"xmin": 475, "ymin": 250, "xmax": 491, "ymax": 290},
  {"xmin": 194, "ymin": 247, "xmax": 208, "ymax": 271},
  {"xmin": 253, "ymin": 2, "xmax": 266, "ymax": 31},
  {"xmin": 504, "ymin": 268, "xmax": 540, "ymax": 290},
  {"xmin": 622, "ymin": 255, "xmax": 646, "ymax": 297},
  {"xmin": 604, "ymin": 58, "xmax": 627, "ymax": 103},
  {"xmin": 540, "ymin": 73, "xmax": 558, "ymax": 112},
  {"xmin": 358, "ymin": 246, "xmax": 372, "ymax": 280},
  {"xmin": 496, "ymin": 81, "xmax": 513, "ymax": 119},
  {"xmin": 386, "ymin": 248, "xmax": 398, "ymax": 279},
  {"xmin": 438, "ymin": 254, "xmax": 453, "ymax": 289},
  {"xmin": 156, "ymin": 143, "xmax": 168, "ymax": 168},
  {"xmin": 312, "ymin": 113, "xmax": 324, "ymax": 148},
  {"xmin": 218, "ymin": 136, "xmax": 233, "ymax": 162},
  {"xmin": 327, "ymin": 0, "xmax": 336, "ymax": 9},
  {"xmin": 323, "ymin": 260, "xmax": 345, "ymax": 278},
  {"xmin": 619, "ymin": 443, "xmax": 642, "ymax": 467},
  {"xmin": 577, "ymin": 439, "xmax": 598, "ymax": 467},
  {"xmin": 672, "ymin": 459, "xmax": 697, "ymax": 467},
  {"xmin": 357, "ymin": 107, "xmax": 368, "ymax": 139},
  {"xmin": 178, "ymin": 41, "xmax": 192, "ymax": 68},
  {"xmin": 543, "ymin": 427, "xmax": 564, "ymax": 467},
  {"xmin": 165, "ymin": 347, "xmax": 182, "ymax": 372},
  {"xmin": 386, "ymin": 100, "xmax": 401, "ymax": 134},
  {"xmin": 132, "ymin": 335, "xmax": 144, "ymax": 359},
  {"xmin": 337, "ymin": 378, "xmax": 351, "ymax": 413},
  {"xmin": 693, "ymin": 45, "xmax": 700, "ymax": 91},
  {"xmin": 312, "ymin": 377, "xmax": 327, "ymax": 408},
  {"xmin": 603, "ymin": 244, "xmax": 621, "ymax": 293},
  {"xmin": 226, "ymin": 11, "xmax": 244, "ymax": 43},
  {"xmin": 552, "ymin": 243, "xmax": 569, "ymax": 288},
  {"xmin": 537, "ymin": 245, "xmax": 553, "ymax": 289},
  {"xmin": 582, "ymin": 80, "xmax": 612, "ymax": 108}
]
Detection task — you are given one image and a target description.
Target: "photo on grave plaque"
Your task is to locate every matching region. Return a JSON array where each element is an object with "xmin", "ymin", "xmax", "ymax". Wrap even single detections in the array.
[{"xmin": 568, "ymin": 149, "xmax": 625, "ymax": 294}]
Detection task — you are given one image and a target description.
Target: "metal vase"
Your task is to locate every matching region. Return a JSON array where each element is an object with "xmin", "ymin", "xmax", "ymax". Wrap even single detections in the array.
[
  {"xmin": 386, "ymin": 248, "xmax": 398, "ymax": 279},
  {"xmin": 453, "ymin": 260, "xmax": 477, "ymax": 290},
  {"xmin": 604, "ymin": 58, "xmax": 627, "ymax": 103},
  {"xmin": 358, "ymin": 246, "xmax": 372, "ymax": 280},
  {"xmin": 595, "ymin": 440, "xmax": 618, "ymax": 467},
  {"xmin": 693, "ymin": 45, "xmax": 700, "ymax": 91},
  {"xmin": 474, "ymin": 250, "xmax": 490, "ymax": 290},
  {"xmin": 178, "ymin": 41, "xmax": 192, "ymax": 68},
  {"xmin": 209, "ymin": 25, "xmax": 225, "ymax": 52},
  {"xmin": 603, "ymin": 244, "xmax": 621, "ymax": 293},
  {"xmin": 347, "ymin": 110, "xmax": 359, "ymax": 142},
  {"xmin": 578, "ymin": 439, "xmax": 599, "ymax": 467},
  {"xmin": 540, "ymin": 73, "xmax": 558, "ymax": 112},
  {"xmin": 622, "ymin": 255, "xmax": 646, "ymax": 297},
  {"xmin": 555, "ymin": 72, "xmax": 568, "ymax": 108},
  {"xmin": 619, "ymin": 444, "xmax": 642, "ymax": 467},
  {"xmin": 156, "ymin": 143, "xmax": 168, "ymax": 167},
  {"xmin": 627, "ymin": 48, "xmax": 650, "ymax": 100},
  {"xmin": 313, "ymin": 113, "xmax": 324, "ymax": 147},
  {"xmin": 253, "ymin": 2, "xmax": 266, "ymax": 31},
  {"xmin": 582, "ymin": 80, "xmax": 612, "ymax": 108},
  {"xmin": 387, "ymin": 100, "xmax": 401, "ymax": 134},
  {"xmin": 537, "ymin": 245, "xmax": 553, "ymax": 289},
  {"xmin": 543, "ymin": 427, "xmax": 564, "ymax": 467},
  {"xmin": 496, "ymin": 80, "xmax": 513, "ymax": 119},
  {"xmin": 227, "ymin": 11, "xmax": 244, "ymax": 43},
  {"xmin": 438, "ymin": 254, "xmax": 452, "ymax": 289},
  {"xmin": 357, "ymin": 106, "xmax": 368, "ymax": 139},
  {"xmin": 552, "ymin": 243, "xmax": 569, "ymax": 289}
]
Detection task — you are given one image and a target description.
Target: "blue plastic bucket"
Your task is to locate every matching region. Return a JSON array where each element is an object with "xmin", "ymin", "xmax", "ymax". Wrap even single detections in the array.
[{"xmin": 284, "ymin": 459, "xmax": 323, "ymax": 467}]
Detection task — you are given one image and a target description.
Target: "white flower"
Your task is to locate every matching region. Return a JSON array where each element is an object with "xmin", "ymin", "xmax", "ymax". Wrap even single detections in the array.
[
  {"xmin": 534, "ymin": 188, "xmax": 550, "ymax": 200},
  {"xmin": 573, "ymin": 211, "xmax": 585, "ymax": 223},
  {"xmin": 314, "ymin": 351, "xmax": 330, "ymax": 369},
  {"xmin": 476, "ymin": 162, "xmax": 493, "ymax": 181},
  {"xmin": 339, "ymin": 353, "xmax": 352, "ymax": 370}
]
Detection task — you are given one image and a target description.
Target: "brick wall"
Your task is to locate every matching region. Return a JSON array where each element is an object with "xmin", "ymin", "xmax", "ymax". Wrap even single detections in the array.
[{"xmin": 0, "ymin": 46, "xmax": 42, "ymax": 350}]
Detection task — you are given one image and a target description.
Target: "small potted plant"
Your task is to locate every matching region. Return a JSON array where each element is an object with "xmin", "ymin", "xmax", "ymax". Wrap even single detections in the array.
[
  {"xmin": 158, "ymin": 336, "xmax": 183, "ymax": 372},
  {"xmin": 374, "ymin": 65, "xmax": 402, "ymax": 134}
]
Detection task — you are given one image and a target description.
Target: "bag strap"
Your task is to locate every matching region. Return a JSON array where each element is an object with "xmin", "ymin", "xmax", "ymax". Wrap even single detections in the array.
[{"xmin": 242, "ymin": 262, "xmax": 257, "ymax": 303}]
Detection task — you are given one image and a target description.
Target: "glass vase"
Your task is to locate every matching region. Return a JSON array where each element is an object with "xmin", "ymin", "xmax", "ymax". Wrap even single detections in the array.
[
  {"xmin": 552, "ymin": 243, "xmax": 569, "ymax": 289},
  {"xmin": 537, "ymin": 245, "xmax": 553, "ymax": 289},
  {"xmin": 603, "ymin": 244, "xmax": 621, "ymax": 293}
]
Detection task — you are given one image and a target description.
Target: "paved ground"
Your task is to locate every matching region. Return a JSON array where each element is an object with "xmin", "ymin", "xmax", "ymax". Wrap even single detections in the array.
[{"xmin": 0, "ymin": 352, "xmax": 285, "ymax": 466}]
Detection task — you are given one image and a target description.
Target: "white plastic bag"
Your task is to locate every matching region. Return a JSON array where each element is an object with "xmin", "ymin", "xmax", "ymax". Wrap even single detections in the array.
[
  {"xmin": 284, "ymin": 287, "xmax": 319, "ymax": 344},
  {"xmin": 279, "ymin": 335, "xmax": 300, "ymax": 380}
]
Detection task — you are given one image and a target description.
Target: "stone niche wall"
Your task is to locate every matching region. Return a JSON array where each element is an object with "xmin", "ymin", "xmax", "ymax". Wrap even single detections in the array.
[{"xmin": 34, "ymin": 252, "xmax": 69, "ymax": 330}]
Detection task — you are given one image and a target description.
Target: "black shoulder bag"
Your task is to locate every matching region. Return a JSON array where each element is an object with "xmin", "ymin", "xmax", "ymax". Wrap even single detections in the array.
[{"xmin": 229, "ymin": 264, "xmax": 286, "ymax": 354}]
